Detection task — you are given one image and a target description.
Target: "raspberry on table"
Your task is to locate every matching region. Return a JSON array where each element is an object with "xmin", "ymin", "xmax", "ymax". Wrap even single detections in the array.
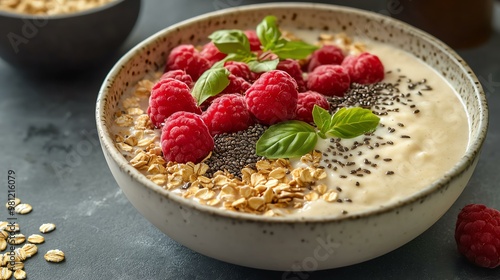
[
  {"xmin": 147, "ymin": 78, "xmax": 201, "ymax": 128},
  {"xmin": 202, "ymin": 94, "xmax": 253, "ymax": 136},
  {"xmin": 295, "ymin": 91, "xmax": 330, "ymax": 123},
  {"xmin": 160, "ymin": 69, "xmax": 194, "ymax": 88},
  {"xmin": 341, "ymin": 52, "xmax": 385, "ymax": 84},
  {"xmin": 245, "ymin": 70, "xmax": 298, "ymax": 125},
  {"xmin": 307, "ymin": 64, "xmax": 350, "ymax": 97},
  {"xmin": 277, "ymin": 59, "xmax": 307, "ymax": 92},
  {"xmin": 161, "ymin": 111, "xmax": 214, "ymax": 164},
  {"xmin": 166, "ymin": 44, "xmax": 210, "ymax": 81},
  {"xmin": 455, "ymin": 204, "xmax": 500, "ymax": 268},
  {"xmin": 307, "ymin": 44, "xmax": 345, "ymax": 72},
  {"xmin": 200, "ymin": 41, "xmax": 227, "ymax": 66},
  {"xmin": 244, "ymin": 30, "xmax": 262, "ymax": 52}
]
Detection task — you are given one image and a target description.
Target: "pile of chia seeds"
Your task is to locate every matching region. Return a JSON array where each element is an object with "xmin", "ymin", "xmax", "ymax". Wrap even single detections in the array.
[{"xmin": 205, "ymin": 124, "xmax": 267, "ymax": 178}]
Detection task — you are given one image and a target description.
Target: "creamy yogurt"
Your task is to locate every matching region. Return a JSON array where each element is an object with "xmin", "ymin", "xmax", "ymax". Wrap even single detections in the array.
[{"xmin": 288, "ymin": 41, "xmax": 469, "ymax": 217}]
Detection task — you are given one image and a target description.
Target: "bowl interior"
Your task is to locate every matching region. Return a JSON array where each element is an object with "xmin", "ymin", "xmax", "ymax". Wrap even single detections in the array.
[{"xmin": 97, "ymin": 3, "xmax": 487, "ymax": 222}]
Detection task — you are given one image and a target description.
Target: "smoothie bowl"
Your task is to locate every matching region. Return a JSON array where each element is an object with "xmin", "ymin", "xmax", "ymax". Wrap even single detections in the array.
[{"xmin": 95, "ymin": 3, "xmax": 488, "ymax": 270}]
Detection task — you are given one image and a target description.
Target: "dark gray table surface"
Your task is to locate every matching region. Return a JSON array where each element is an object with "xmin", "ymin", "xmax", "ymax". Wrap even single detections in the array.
[{"xmin": 1, "ymin": 0, "xmax": 499, "ymax": 279}]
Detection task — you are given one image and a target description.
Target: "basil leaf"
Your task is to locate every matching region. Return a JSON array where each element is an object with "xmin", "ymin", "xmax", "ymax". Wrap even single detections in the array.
[
  {"xmin": 312, "ymin": 105, "xmax": 332, "ymax": 138},
  {"xmin": 273, "ymin": 40, "xmax": 319, "ymax": 60},
  {"xmin": 209, "ymin": 29, "xmax": 251, "ymax": 55},
  {"xmin": 256, "ymin": 15, "xmax": 281, "ymax": 51},
  {"xmin": 256, "ymin": 121, "xmax": 318, "ymax": 159},
  {"xmin": 211, "ymin": 53, "xmax": 249, "ymax": 69},
  {"xmin": 247, "ymin": 58, "xmax": 279, "ymax": 73},
  {"xmin": 191, "ymin": 68, "xmax": 230, "ymax": 106},
  {"xmin": 325, "ymin": 107, "xmax": 380, "ymax": 139}
]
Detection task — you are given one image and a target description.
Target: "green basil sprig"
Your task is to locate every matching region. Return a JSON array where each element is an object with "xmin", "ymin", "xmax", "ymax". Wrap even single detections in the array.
[
  {"xmin": 191, "ymin": 68, "xmax": 230, "ymax": 106},
  {"xmin": 257, "ymin": 15, "xmax": 318, "ymax": 60},
  {"xmin": 256, "ymin": 106, "xmax": 380, "ymax": 159},
  {"xmin": 207, "ymin": 15, "xmax": 318, "ymax": 73}
]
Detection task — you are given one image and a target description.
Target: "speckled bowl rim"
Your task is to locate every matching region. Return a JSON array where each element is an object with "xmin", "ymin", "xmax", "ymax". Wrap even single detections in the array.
[
  {"xmin": 0, "ymin": 0, "xmax": 127, "ymax": 19},
  {"xmin": 96, "ymin": 2, "xmax": 488, "ymax": 224}
]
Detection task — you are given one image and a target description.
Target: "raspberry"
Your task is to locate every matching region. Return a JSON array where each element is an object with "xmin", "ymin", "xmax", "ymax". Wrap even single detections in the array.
[
  {"xmin": 244, "ymin": 30, "xmax": 262, "ymax": 51},
  {"xmin": 160, "ymin": 70, "xmax": 194, "ymax": 88},
  {"xmin": 307, "ymin": 65, "xmax": 350, "ymax": 97},
  {"xmin": 201, "ymin": 74, "xmax": 251, "ymax": 110},
  {"xmin": 277, "ymin": 59, "xmax": 307, "ymax": 92},
  {"xmin": 224, "ymin": 61, "xmax": 253, "ymax": 81},
  {"xmin": 147, "ymin": 78, "xmax": 201, "ymax": 128},
  {"xmin": 161, "ymin": 112, "xmax": 214, "ymax": 164},
  {"xmin": 245, "ymin": 70, "xmax": 298, "ymax": 125},
  {"xmin": 341, "ymin": 52, "xmax": 384, "ymax": 84},
  {"xmin": 307, "ymin": 45, "xmax": 345, "ymax": 72},
  {"xmin": 202, "ymin": 94, "xmax": 253, "ymax": 136},
  {"xmin": 455, "ymin": 204, "xmax": 500, "ymax": 268},
  {"xmin": 221, "ymin": 74, "xmax": 251, "ymax": 95},
  {"xmin": 200, "ymin": 41, "xmax": 227, "ymax": 66},
  {"xmin": 166, "ymin": 44, "xmax": 210, "ymax": 81},
  {"xmin": 295, "ymin": 91, "xmax": 330, "ymax": 123}
]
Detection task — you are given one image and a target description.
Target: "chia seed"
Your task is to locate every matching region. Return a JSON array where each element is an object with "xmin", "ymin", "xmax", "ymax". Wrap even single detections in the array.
[{"xmin": 205, "ymin": 124, "xmax": 267, "ymax": 178}]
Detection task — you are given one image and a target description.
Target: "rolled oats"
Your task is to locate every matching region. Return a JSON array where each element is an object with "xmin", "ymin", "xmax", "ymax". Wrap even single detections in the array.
[
  {"xmin": 0, "ymin": 239, "xmax": 5, "ymax": 251},
  {"xmin": 323, "ymin": 191, "xmax": 339, "ymax": 202},
  {"xmin": 39, "ymin": 223, "xmax": 56, "ymax": 233},
  {"xmin": 247, "ymin": 197, "xmax": 265, "ymax": 211},
  {"xmin": 0, "ymin": 254, "xmax": 9, "ymax": 266},
  {"xmin": 14, "ymin": 204, "xmax": 32, "ymax": 215},
  {"xmin": 304, "ymin": 191, "xmax": 320, "ymax": 201},
  {"xmin": 7, "ymin": 261, "xmax": 24, "ymax": 271},
  {"xmin": 4, "ymin": 222, "xmax": 19, "ymax": 233},
  {"xmin": 8, "ymin": 234, "xmax": 25, "ymax": 245},
  {"xmin": 13, "ymin": 269, "xmax": 27, "ymax": 280},
  {"xmin": 5, "ymin": 198, "xmax": 21, "ymax": 209},
  {"xmin": 14, "ymin": 248, "xmax": 26, "ymax": 261},
  {"xmin": 0, "ymin": 267, "xmax": 12, "ymax": 280},
  {"xmin": 0, "ymin": 230, "xmax": 8, "ymax": 240},
  {"xmin": 27, "ymin": 234, "xmax": 44, "ymax": 244},
  {"xmin": 127, "ymin": 108, "xmax": 144, "ymax": 115},
  {"xmin": 231, "ymin": 198, "xmax": 247, "ymax": 208},
  {"xmin": 22, "ymin": 243, "xmax": 37, "ymax": 258},
  {"xmin": 116, "ymin": 142, "xmax": 133, "ymax": 152},
  {"xmin": 194, "ymin": 188, "xmax": 215, "ymax": 200},
  {"xmin": 44, "ymin": 249, "xmax": 65, "ymax": 263},
  {"xmin": 114, "ymin": 114, "xmax": 134, "ymax": 127}
]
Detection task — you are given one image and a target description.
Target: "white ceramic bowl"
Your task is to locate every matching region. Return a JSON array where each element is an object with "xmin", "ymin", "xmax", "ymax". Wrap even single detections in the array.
[{"xmin": 96, "ymin": 3, "xmax": 488, "ymax": 270}]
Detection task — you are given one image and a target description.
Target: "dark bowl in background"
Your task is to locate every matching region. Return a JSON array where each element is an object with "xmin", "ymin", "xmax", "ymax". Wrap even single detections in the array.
[{"xmin": 0, "ymin": 0, "xmax": 141, "ymax": 75}]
